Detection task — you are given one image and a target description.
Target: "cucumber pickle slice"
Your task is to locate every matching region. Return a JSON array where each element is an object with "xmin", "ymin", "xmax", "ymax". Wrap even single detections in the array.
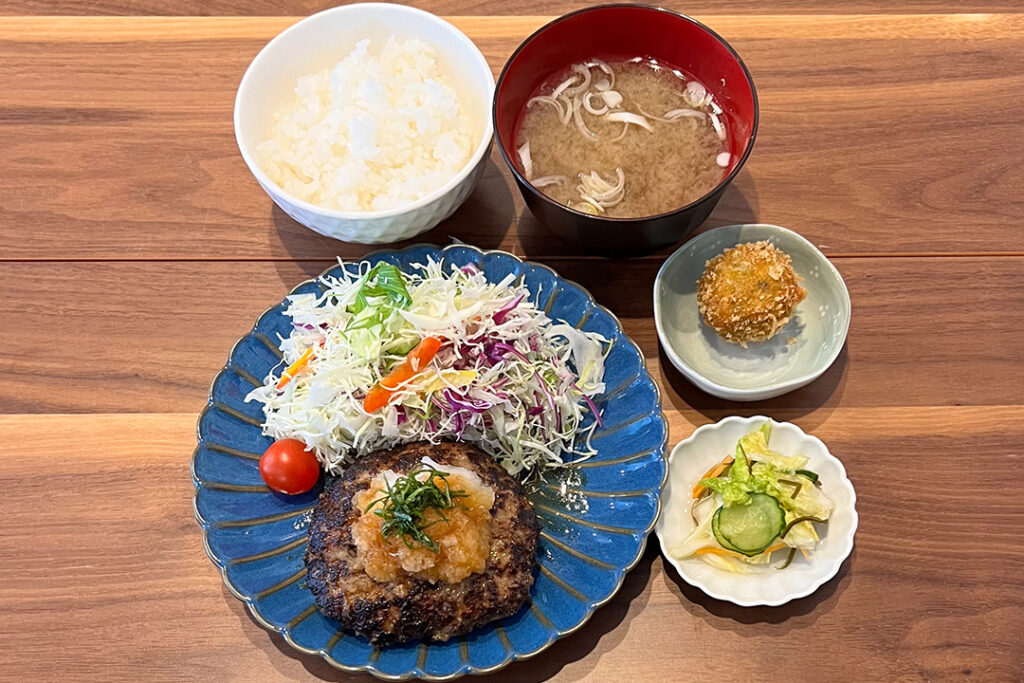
[
  {"xmin": 711, "ymin": 511, "xmax": 744, "ymax": 553},
  {"xmin": 712, "ymin": 492, "xmax": 786, "ymax": 556}
]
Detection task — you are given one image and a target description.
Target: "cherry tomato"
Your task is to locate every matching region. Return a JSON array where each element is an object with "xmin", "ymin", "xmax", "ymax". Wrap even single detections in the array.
[{"xmin": 259, "ymin": 439, "xmax": 320, "ymax": 495}]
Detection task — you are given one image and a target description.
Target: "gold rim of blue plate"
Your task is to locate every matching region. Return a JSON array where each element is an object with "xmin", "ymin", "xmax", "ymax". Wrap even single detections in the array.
[{"xmin": 191, "ymin": 244, "xmax": 668, "ymax": 680}]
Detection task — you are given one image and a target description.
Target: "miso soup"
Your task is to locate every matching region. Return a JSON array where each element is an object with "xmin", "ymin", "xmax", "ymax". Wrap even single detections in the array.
[{"xmin": 514, "ymin": 57, "xmax": 730, "ymax": 218}]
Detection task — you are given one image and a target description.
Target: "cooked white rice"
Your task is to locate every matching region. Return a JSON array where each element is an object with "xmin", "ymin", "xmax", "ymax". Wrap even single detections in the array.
[{"xmin": 257, "ymin": 37, "xmax": 475, "ymax": 212}]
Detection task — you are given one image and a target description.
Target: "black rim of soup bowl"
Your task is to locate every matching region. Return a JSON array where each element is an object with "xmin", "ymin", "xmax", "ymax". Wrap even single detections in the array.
[{"xmin": 492, "ymin": 4, "xmax": 760, "ymax": 255}]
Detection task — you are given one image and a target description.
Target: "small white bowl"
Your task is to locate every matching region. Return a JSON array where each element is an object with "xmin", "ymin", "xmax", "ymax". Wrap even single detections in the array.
[
  {"xmin": 656, "ymin": 416, "xmax": 857, "ymax": 606},
  {"xmin": 654, "ymin": 224, "xmax": 851, "ymax": 401},
  {"xmin": 234, "ymin": 3, "xmax": 495, "ymax": 244}
]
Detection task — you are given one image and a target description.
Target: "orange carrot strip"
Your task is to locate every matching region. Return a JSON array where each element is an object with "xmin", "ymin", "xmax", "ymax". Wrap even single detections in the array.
[
  {"xmin": 691, "ymin": 455, "xmax": 735, "ymax": 498},
  {"xmin": 695, "ymin": 541, "xmax": 787, "ymax": 559},
  {"xmin": 695, "ymin": 546, "xmax": 743, "ymax": 558},
  {"xmin": 402, "ymin": 336, "xmax": 443, "ymax": 375},
  {"xmin": 363, "ymin": 337, "xmax": 444, "ymax": 413},
  {"xmin": 276, "ymin": 346, "xmax": 316, "ymax": 390}
]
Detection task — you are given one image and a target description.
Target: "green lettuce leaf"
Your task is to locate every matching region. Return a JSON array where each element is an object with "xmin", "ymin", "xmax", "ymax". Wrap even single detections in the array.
[
  {"xmin": 702, "ymin": 442, "xmax": 761, "ymax": 506},
  {"xmin": 739, "ymin": 423, "xmax": 809, "ymax": 470},
  {"xmin": 751, "ymin": 461, "xmax": 834, "ymax": 518},
  {"xmin": 699, "ymin": 476, "xmax": 751, "ymax": 506},
  {"xmin": 699, "ymin": 426, "xmax": 826, "ymax": 511},
  {"xmin": 345, "ymin": 263, "xmax": 412, "ymax": 333},
  {"xmin": 729, "ymin": 443, "xmax": 752, "ymax": 486},
  {"xmin": 750, "ymin": 461, "xmax": 792, "ymax": 506}
]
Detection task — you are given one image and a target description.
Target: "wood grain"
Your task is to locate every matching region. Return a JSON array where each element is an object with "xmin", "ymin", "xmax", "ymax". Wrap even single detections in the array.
[
  {"xmin": 2, "ymin": 4, "xmax": 1023, "ymax": 682},
  {"xmin": 0, "ymin": 257, "xmax": 1021, "ymax": 415},
  {"xmin": 4, "ymin": 0, "xmax": 1024, "ymax": 17},
  {"xmin": 0, "ymin": 411, "xmax": 1020, "ymax": 682},
  {"xmin": 2, "ymin": 15, "xmax": 1024, "ymax": 259},
  {"xmin": 7, "ymin": 14, "xmax": 1024, "ymax": 41}
]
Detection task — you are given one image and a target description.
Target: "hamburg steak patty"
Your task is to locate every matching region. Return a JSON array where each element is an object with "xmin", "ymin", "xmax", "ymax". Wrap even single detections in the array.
[{"xmin": 304, "ymin": 441, "xmax": 540, "ymax": 644}]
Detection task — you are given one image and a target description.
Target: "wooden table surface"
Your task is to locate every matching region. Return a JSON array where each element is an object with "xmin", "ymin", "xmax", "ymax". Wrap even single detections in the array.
[{"xmin": 2, "ymin": 1, "xmax": 1022, "ymax": 681}]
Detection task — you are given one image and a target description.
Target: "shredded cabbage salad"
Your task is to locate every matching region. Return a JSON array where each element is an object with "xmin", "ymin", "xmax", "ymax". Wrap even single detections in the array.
[{"xmin": 246, "ymin": 258, "xmax": 608, "ymax": 479}]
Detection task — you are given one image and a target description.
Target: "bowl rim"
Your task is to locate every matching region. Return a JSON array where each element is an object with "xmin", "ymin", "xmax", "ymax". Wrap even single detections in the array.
[
  {"xmin": 656, "ymin": 415, "xmax": 858, "ymax": 607},
  {"xmin": 491, "ymin": 2, "xmax": 759, "ymax": 223},
  {"xmin": 653, "ymin": 223, "xmax": 852, "ymax": 399},
  {"xmin": 233, "ymin": 2, "xmax": 496, "ymax": 220}
]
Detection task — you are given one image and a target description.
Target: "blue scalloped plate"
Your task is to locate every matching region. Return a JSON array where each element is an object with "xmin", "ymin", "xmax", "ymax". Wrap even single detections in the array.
[{"xmin": 192, "ymin": 244, "xmax": 667, "ymax": 680}]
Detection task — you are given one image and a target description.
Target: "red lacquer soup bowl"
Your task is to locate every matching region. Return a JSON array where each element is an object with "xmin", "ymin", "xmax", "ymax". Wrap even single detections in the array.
[{"xmin": 493, "ymin": 4, "xmax": 758, "ymax": 254}]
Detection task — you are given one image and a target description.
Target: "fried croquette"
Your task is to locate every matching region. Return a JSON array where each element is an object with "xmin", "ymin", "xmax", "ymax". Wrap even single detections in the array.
[{"xmin": 696, "ymin": 240, "xmax": 806, "ymax": 346}]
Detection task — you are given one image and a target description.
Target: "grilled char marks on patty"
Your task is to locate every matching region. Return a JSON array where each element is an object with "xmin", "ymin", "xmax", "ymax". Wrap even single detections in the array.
[{"xmin": 304, "ymin": 441, "xmax": 540, "ymax": 645}]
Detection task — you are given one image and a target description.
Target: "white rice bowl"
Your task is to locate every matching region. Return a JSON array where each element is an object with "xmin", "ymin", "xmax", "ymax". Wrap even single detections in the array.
[
  {"xmin": 233, "ymin": 4, "xmax": 495, "ymax": 243},
  {"xmin": 258, "ymin": 36, "xmax": 476, "ymax": 213}
]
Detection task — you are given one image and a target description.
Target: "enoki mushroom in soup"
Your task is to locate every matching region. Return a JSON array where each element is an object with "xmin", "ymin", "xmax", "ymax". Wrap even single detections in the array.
[{"xmin": 514, "ymin": 57, "xmax": 730, "ymax": 218}]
